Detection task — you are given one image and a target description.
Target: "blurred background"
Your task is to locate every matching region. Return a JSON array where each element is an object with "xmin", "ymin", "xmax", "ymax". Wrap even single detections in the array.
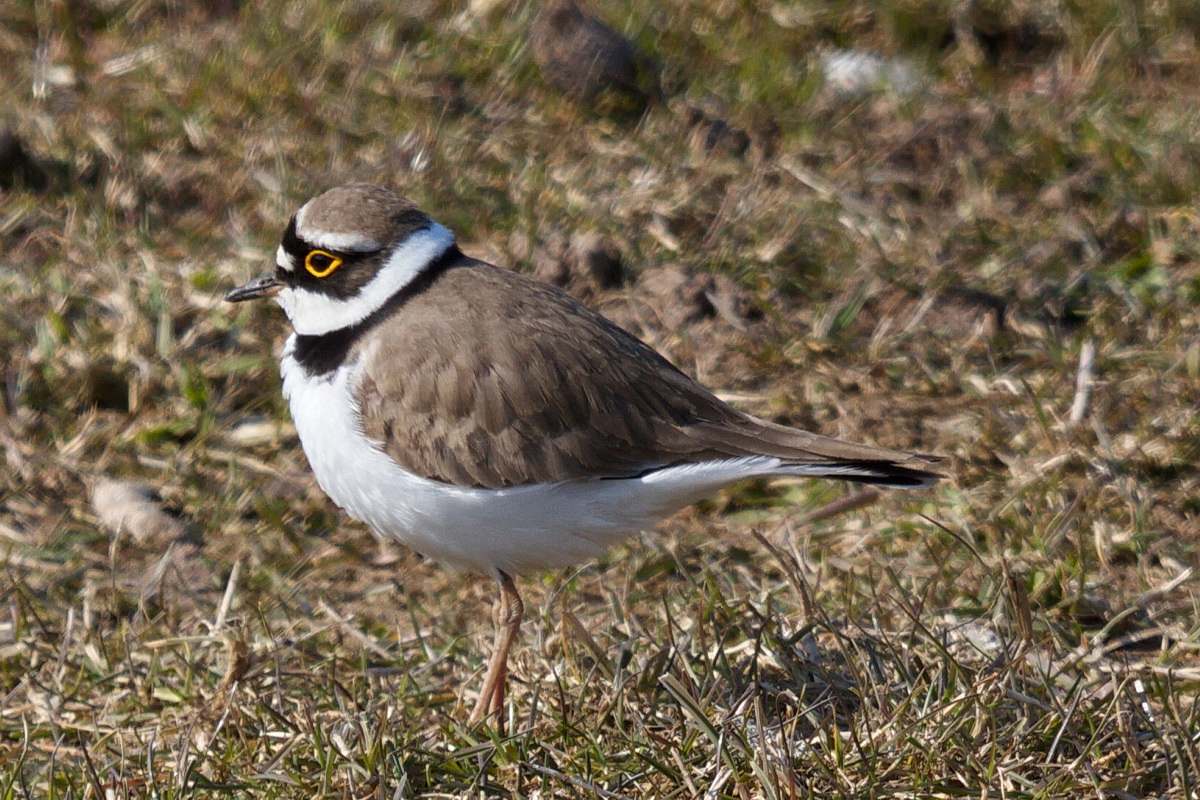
[{"xmin": 1, "ymin": 0, "xmax": 1198, "ymax": 796}]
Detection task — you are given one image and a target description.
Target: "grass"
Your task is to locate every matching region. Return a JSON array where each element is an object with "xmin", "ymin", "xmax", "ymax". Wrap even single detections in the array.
[{"xmin": 1, "ymin": 0, "xmax": 1199, "ymax": 796}]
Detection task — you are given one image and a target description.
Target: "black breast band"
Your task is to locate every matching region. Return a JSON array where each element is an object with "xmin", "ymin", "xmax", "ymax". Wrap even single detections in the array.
[{"xmin": 291, "ymin": 245, "xmax": 463, "ymax": 377}]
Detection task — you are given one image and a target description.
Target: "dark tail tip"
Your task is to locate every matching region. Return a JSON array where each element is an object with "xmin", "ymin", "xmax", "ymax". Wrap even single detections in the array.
[{"xmin": 836, "ymin": 459, "xmax": 946, "ymax": 489}]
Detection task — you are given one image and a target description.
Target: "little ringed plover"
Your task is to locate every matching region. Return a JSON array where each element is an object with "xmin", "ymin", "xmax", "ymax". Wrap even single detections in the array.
[{"xmin": 227, "ymin": 183, "xmax": 943, "ymax": 726}]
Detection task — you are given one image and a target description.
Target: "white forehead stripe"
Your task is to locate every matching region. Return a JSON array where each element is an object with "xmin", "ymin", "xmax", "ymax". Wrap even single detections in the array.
[
  {"xmin": 294, "ymin": 200, "xmax": 312, "ymax": 230},
  {"xmin": 293, "ymin": 199, "xmax": 384, "ymax": 253},
  {"xmin": 276, "ymin": 244, "xmax": 295, "ymax": 271},
  {"xmin": 275, "ymin": 222, "xmax": 455, "ymax": 337},
  {"xmin": 304, "ymin": 230, "xmax": 383, "ymax": 253}
]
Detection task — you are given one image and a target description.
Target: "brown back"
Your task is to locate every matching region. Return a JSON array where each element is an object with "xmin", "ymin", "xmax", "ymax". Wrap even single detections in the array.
[{"xmin": 356, "ymin": 257, "xmax": 939, "ymax": 489}]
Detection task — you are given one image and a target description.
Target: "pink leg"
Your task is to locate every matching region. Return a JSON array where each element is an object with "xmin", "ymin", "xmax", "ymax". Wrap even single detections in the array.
[{"xmin": 468, "ymin": 571, "xmax": 524, "ymax": 728}]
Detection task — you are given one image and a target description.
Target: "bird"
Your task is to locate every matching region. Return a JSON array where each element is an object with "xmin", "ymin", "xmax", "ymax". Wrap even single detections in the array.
[{"xmin": 226, "ymin": 183, "xmax": 943, "ymax": 726}]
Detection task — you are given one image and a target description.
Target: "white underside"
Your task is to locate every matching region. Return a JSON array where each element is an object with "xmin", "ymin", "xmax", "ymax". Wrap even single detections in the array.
[{"xmin": 280, "ymin": 339, "xmax": 830, "ymax": 577}]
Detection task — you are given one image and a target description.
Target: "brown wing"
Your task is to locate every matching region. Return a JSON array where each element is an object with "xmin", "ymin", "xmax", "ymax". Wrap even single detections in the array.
[{"xmin": 356, "ymin": 258, "xmax": 942, "ymax": 489}]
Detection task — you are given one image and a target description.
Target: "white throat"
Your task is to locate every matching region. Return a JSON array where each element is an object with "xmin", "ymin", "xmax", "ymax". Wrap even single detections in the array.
[{"xmin": 275, "ymin": 223, "xmax": 455, "ymax": 336}]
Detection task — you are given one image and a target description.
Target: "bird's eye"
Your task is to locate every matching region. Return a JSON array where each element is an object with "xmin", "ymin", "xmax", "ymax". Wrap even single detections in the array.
[{"xmin": 304, "ymin": 250, "xmax": 342, "ymax": 278}]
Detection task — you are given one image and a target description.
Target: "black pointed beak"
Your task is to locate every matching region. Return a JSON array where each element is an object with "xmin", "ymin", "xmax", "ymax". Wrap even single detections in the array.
[{"xmin": 226, "ymin": 274, "xmax": 283, "ymax": 303}]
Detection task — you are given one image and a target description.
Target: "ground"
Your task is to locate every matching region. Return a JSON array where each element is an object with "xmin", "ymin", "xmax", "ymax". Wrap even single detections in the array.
[{"xmin": 1, "ymin": 0, "xmax": 1199, "ymax": 797}]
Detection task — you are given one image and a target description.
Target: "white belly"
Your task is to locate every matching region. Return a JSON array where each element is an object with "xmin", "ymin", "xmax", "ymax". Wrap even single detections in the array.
[{"xmin": 279, "ymin": 335, "xmax": 790, "ymax": 576}]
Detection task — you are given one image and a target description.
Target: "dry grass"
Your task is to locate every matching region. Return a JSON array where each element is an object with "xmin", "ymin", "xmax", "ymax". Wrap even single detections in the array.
[{"xmin": 1, "ymin": 0, "xmax": 1199, "ymax": 797}]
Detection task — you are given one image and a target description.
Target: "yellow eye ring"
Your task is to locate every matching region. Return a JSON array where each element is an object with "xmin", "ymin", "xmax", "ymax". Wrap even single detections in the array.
[{"xmin": 305, "ymin": 250, "xmax": 342, "ymax": 278}]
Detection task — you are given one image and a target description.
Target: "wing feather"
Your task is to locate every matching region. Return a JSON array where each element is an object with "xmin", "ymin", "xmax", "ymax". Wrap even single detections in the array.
[{"xmin": 356, "ymin": 258, "xmax": 941, "ymax": 489}]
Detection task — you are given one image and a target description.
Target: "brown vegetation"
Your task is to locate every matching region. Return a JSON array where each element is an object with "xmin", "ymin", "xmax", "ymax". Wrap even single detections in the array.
[{"xmin": 0, "ymin": 0, "xmax": 1198, "ymax": 796}]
